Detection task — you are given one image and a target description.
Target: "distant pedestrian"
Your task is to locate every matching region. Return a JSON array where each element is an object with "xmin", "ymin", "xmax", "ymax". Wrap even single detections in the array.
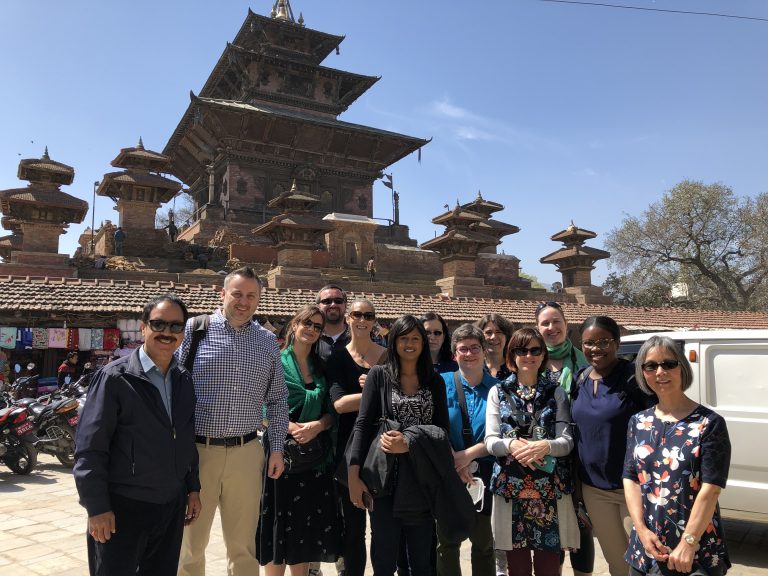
[
  {"xmin": 113, "ymin": 227, "xmax": 126, "ymax": 256},
  {"xmin": 366, "ymin": 257, "xmax": 376, "ymax": 282},
  {"xmin": 94, "ymin": 255, "xmax": 107, "ymax": 269},
  {"xmin": 167, "ymin": 220, "xmax": 178, "ymax": 242}
]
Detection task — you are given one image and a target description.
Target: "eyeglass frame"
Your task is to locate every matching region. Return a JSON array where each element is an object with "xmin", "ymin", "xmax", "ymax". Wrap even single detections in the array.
[
  {"xmin": 147, "ymin": 319, "xmax": 186, "ymax": 334},
  {"xmin": 582, "ymin": 338, "xmax": 615, "ymax": 350}
]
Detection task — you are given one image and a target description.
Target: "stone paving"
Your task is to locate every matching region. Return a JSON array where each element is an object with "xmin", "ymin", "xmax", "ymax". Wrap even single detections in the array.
[{"xmin": 1, "ymin": 454, "xmax": 766, "ymax": 575}]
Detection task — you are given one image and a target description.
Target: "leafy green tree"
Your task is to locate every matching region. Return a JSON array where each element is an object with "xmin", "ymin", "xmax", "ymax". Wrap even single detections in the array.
[{"xmin": 604, "ymin": 180, "xmax": 768, "ymax": 311}]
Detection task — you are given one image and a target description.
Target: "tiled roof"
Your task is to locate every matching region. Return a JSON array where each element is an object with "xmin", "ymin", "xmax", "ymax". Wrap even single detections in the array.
[
  {"xmin": 0, "ymin": 187, "xmax": 89, "ymax": 214},
  {"xmin": 1, "ymin": 275, "xmax": 767, "ymax": 331},
  {"xmin": 101, "ymin": 171, "xmax": 182, "ymax": 190},
  {"xmin": 540, "ymin": 246, "xmax": 611, "ymax": 262}
]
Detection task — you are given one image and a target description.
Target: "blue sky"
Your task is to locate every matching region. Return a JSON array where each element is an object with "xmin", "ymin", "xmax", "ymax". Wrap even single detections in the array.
[{"xmin": 1, "ymin": 0, "xmax": 766, "ymax": 287}]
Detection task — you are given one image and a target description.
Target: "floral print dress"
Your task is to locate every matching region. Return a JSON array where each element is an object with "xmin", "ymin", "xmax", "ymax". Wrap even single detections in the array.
[{"xmin": 622, "ymin": 405, "xmax": 731, "ymax": 574}]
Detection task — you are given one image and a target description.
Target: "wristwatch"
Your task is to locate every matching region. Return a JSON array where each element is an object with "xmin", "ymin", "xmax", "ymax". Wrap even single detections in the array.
[{"xmin": 682, "ymin": 532, "xmax": 700, "ymax": 550}]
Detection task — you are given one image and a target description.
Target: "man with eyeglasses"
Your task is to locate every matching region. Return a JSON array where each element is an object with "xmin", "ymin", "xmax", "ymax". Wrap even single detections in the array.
[
  {"xmin": 74, "ymin": 293, "xmax": 201, "ymax": 576},
  {"xmin": 178, "ymin": 266, "xmax": 289, "ymax": 576},
  {"xmin": 316, "ymin": 284, "xmax": 351, "ymax": 362}
]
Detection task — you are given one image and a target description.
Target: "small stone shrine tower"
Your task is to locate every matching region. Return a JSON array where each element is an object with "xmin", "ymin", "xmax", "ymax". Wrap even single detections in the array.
[
  {"xmin": 421, "ymin": 202, "xmax": 500, "ymax": 297},
  {"xmin": 0, "ymin": 148, "xmax": 87, "ymax": 276},
  {"xmin": 96, "ymin": 138, "xmax": 182, "ymax": 256},
  {"xmin": 540, "ymin": 222, "xmax": 612, "ymax": 303},
  {"xmin": 460, "ymin": 191, "xmax": 520, "ymax": 254},
  {"xmin": 252, "ymin": 179, "xmax": 333, "ymax": 289}
]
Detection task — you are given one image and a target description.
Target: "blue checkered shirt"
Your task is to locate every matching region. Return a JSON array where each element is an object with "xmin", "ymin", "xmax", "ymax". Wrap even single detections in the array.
[{"xmin": 176, "ymin": 309, "xmax": 289, "ymax": 452}]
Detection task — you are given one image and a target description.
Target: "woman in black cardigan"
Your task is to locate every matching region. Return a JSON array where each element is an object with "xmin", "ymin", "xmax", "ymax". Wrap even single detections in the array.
[{"xmin": 347, "ymin": 314, "xmax": 449, "ymax": 576}]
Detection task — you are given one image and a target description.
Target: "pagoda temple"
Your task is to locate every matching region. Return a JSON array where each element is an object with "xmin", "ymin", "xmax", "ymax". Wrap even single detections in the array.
[
  {"xmin": 540, "ymin": 222, "xmax": 611, "ymax": 303},
  {"xmin": 94, "ymin": 138, "xmax": 182, "ymax": 257},
  {"xmin": 163, "ymin": 2, "xmax": 429, "ymax": 251},
  {"xmin": 421, "ymin": 197, "xmax": 528, "ymax": 297},
  {"xmin": 0, "ymin": 148, "xmax": 87, "ymax": 277},
  {"xmin": 252, "ymin": 179, "xmax": 333, "ymax": 288}
]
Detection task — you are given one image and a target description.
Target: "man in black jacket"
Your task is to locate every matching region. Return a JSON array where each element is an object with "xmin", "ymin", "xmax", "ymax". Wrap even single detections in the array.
[{"xmin": 74, "ymin": 294, "xmax": 201, "ymax": 576}]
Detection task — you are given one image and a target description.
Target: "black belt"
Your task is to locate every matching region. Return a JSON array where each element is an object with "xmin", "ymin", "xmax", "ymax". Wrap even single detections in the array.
[{"xmin": 195, "ymin": 430, "xmax": 259, "ymax": 447}]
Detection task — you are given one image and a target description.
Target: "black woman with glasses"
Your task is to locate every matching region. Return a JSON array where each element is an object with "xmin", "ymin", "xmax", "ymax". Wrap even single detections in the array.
[
  {"xmin": 623, "ymin": 336, "xmax": 731, "ymax": 576},
  {"xmin": 485, "ymin": 327, "xmax": 576, "ymax": 576},
  {"xmin": 570, "ymin": 316, "xmax": 654, "ymax": 576},
  {"xmin": 534, "ymin": 301, "xmax": 592, "ymax": 576},
  {"xmin": 423, "ymin": 311, "xmax": 458, "ymax": 374},
  {"xmin": 327, "ymin": 299, "xmax": 386, "ymax": 576},
  {"xmin": 257, "ymin": 304, "xmax": 341, "ymax": 575}
]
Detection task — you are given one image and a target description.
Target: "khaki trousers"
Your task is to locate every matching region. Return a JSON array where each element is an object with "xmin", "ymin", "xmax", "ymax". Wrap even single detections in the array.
[
  {"xmin": 178, "ymin": 439, "xmax": 265, "ymax": 576},
  {"xmin": 581, "ymin": 483, "xmax": 631, "ymax": 576}
]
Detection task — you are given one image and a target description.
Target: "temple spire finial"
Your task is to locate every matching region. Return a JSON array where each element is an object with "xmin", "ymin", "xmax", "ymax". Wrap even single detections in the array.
[
  {"xmin": 42, "ymin": 146, "xmax": 50, "ymax": 160},
  {"xmin": 271, "ymin": 0, "xmax": 296, "ymax": 22},
  {"xmin": 476, "ymin": 189, "xmax": 483, "ymax": 200},
  {"xmin": 137, "ymin": 137, "xmax": 145, "ymax": 150}
]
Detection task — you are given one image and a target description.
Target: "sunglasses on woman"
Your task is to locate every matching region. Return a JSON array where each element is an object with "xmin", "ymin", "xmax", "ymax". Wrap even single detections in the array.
[
  {"xmin": 641, "ymin": 360, "xmax": 680, "ymax": 372},
  {"xmin": 349, "ymin": 311, "xmax": 375, "ymax": 321},
  {"xmin": 300, "ymin": 319, "xmax": 324, "ymax": 333},
  {"xmin": 512, "ymin": 346, "xmax": 543, "ymax": 357}
]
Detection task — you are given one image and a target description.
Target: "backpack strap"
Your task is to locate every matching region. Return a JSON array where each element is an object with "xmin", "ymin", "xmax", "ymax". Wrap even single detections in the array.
[
  {"xmin": 183, "ymin": 314, "xmax": 210, "ymax": 372},
  {"xmin": 571, "ymin": 365, "xmax": 593, "ymax": 402},
  {"xmin": 452, "ymin": 371, "xmax": 475, "ymax": 450}
]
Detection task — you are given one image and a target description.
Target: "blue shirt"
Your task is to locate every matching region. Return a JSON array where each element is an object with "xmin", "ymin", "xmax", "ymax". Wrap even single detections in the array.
[
  {"xmin": 139, "ymin": 346, "xmax": 174, "ymax": 417},
  {"xmin": 176, "ymin": 309, "xmax": 289, "ymax": 452},
  {"xmin": 441, "ymin": 370, "xmax": 497, "ymax": 453}
]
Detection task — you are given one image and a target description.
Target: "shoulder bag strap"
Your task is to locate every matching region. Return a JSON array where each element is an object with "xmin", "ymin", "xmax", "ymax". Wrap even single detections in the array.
[
  {"xmin": 183, "ymin": 314, "xmax": 210, "ymax": 372},
  {"xmin": 452, "ymin": 371, "xmax": 474, "ymax": 450}
]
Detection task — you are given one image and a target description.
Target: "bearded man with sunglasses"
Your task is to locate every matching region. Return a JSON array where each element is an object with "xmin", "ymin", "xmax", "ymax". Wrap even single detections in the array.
[
  {"xmin": 316, "ymin": 284, "xmax": 352, "ymax": 362},
  {"xmin": 74, "ymin": 294, "xmax": 201, "ymax": 576}
]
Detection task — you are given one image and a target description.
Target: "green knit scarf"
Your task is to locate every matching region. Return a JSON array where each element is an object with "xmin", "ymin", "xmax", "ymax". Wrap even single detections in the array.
[
  {"xmin": 546, "ymin": 340, "xmax": 588, "ymax": 394},
  {"xmin": 281, "ymin": 345, "xmax": 327, "ymax": 422}
]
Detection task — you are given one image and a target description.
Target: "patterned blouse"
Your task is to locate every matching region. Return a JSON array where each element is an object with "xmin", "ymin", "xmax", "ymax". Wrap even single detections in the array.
[
  {"xmin": 392, "ymin": 384, "xmax": 434, "ymax": 428},
  {"xmin": 622, "ymin": 405, "xmax": 731, "ymax": 574}
]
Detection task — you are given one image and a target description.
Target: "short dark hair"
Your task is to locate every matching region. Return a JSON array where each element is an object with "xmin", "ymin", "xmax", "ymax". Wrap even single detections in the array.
[
  {"xmin": 316, "ymin": 284, "xmax": 347, "ymax": 303},
  {"xmin": 141, "ymin": 293, "xmax": 189, "ymax": 324},
  {"xmin": 579, "ymin": 315, "xmax": 621, "ymax": 342},
  {"xmin": 224, "ymin": 266, "xmax": 262, "ymax": 290},
  {"xmin": 476, "ymin": 314, "xmax": 514, "ymax": 356},
  {"xmin": 505, "ymin": 327, "xmax": 549, "ymax": 376},
  {"xmin": 421, "ymin": 311, "xmax": 453, "ymax": 363},
  {"xmin": 66, "ymin": 351, "xmax": 79, "ymax": 360},
  {"xmin": 386, "ymin": 315, "xmax": 434, "ymax": 387},
  {"xmin": 450, "ymin": 323, "xmax": 485, "ymax": 354},
  {"xmin": 635, "ymin": 335, "xmax": 693, "ymax": 394}
]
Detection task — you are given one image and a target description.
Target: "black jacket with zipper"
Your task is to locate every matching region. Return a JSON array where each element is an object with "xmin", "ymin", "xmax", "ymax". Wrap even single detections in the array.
[{"xmin": 73, "ymin": 348, "xmax": 200, "ymax": 517}]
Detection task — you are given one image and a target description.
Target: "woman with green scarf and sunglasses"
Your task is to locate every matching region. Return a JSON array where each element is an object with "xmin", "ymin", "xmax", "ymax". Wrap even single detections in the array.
[
  {"xmin": 535, "ymin": 301, "xmax": 593, "ymax": 576},
  {"xmin": 257, "ymin": 304, "xmax": 341, "ymax": 575}
]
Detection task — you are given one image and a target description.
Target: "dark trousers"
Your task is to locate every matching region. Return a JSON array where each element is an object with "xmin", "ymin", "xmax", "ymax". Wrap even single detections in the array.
[
  {"xmin": 505, "ymin": 548, "xmax": 560, "ymax": 576},
  {"xmin": 340, "ymin": 487, "xmax": 368, "ymax": 576},
  {"xmin": 87, "ymin": 491, "xmax": 186, "ymax": 576},
  {"xmin": 559, "ymin": 523, "xmax": 595, "ymax": 573},
  {"xmin": 370, "ymin": 495, "xmax": 434, "ymax": 576},
  {"xmin": 436, "ymin": 512, "xmax": 494, "ymax": 576}
]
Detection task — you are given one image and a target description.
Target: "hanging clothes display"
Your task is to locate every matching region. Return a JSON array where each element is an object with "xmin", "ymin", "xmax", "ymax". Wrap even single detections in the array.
[
  {"xmin": 32, "ymin": 328, "xmax": 48, "ymax": 349},
  {"xmin": 48, "ymin": 328, "xmax": 67, "ymax": 348}
]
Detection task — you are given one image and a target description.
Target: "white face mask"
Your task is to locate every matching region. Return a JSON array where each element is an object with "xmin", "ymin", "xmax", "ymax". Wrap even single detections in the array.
[{"xmin": 466, "ymin": 476, "xmax": 485, "ymax": 509}]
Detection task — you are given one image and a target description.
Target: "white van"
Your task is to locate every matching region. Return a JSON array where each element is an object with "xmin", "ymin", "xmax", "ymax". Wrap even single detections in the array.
[{"xmin": 619, "ymin": 329, "xmax": 768, "ymax": 523}]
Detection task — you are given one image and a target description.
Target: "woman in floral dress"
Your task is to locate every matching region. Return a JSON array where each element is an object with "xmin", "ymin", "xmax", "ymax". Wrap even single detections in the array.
[
  {"xmin": 623, "ymin": 335, "xmax": 731, "ymax": 576},
  {"xmin": 485, "ymin": 327, "xmax": 576, "ymax": 576}
]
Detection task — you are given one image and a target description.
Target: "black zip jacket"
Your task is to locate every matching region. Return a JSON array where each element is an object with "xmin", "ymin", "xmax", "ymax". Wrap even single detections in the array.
[{"xmin": 73, "ymin": 349, "xmax": 200, "ymax": 517}]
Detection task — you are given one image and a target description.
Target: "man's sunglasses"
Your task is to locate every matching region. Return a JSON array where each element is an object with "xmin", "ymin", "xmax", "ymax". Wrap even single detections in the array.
[
  {"xmin": 641, "ymin": 360, "xmax": 680, "ymax": 372},
  {"xmin": 512, "ymin": 346, "xmax": 544, "ymax": 357},
  {"xmin": 147, "ymin": 319, "xmax": 186, "ymax": 334},
  {"xmin": 535, "ymin": 301, "xmax": 562, "ymax": 312},
  {"xmin": 319, "ymin": 297, "xmax": 345, "ymax": 306},
  {"xmin": 349, "ymin": 311, "xmax": 376, "ymax": 321}
]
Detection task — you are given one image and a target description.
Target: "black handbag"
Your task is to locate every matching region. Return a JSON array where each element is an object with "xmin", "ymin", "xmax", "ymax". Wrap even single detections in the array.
[
  {"xmin": 359, "ymin": 373, "xmax": 400, "ymax": 497},
  {"xmin": 283, "ymin": 433, "xmax": 327, "ymax": 474}
]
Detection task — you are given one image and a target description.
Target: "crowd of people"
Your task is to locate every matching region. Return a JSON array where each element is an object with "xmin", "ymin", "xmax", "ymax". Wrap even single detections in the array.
[{"xmin": 72, "ymin": 268, "xmax": 732, "ymax": 576}]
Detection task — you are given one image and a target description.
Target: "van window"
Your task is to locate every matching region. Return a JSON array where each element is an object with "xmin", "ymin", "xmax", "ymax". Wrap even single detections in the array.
[{"xmin": 705, "ymin": 344, "xmax": 768, "ymax": 409}]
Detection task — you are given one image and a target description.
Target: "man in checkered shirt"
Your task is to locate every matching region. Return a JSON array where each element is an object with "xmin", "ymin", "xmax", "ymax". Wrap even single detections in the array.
[{"xmin": 177, "ymin": 266, "xmax": 289, "ymax": 576}]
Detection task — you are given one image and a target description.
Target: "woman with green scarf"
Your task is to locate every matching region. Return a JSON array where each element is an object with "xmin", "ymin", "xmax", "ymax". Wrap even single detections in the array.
[
  {"xmin": 257, "ymin": 305, "xmax": 340, "ymax": 575},
  {"xmin": 535, "ymin": 301, "xmax": 593, "ymax": 576}
]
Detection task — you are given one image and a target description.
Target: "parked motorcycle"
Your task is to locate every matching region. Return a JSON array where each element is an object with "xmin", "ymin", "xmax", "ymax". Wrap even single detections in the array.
[
  {"xmin": 0, "ymin": 403, "xmax": 37, "ymax": 474},
  {"xmin": 15, "ymin": 394, "xmax": 79, "ymax": 468}
]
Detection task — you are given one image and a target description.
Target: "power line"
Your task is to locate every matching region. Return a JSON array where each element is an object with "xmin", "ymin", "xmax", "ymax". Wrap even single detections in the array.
[{"xmin": 535, "ymin": 0, "xmax": 768, "ymax": 23}]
